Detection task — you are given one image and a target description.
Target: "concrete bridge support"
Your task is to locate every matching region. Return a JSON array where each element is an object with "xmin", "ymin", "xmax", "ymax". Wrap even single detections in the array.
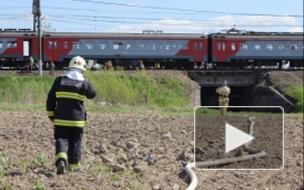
[{"xmin": 188, "ymin": 70, "xmax": 295, "ymax": 112}]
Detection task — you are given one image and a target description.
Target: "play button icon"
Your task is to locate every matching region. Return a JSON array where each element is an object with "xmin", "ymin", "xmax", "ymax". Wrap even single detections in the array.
[
  {"xmin": 195, "ymin": 106, "xmax": 284, "ymax": 169},
  {"xmin": 225, "ymin": 123, "xmax": 254, "ymax": 153}
]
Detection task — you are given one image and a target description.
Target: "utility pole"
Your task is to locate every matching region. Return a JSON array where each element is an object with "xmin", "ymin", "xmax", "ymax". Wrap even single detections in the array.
[
  {"xmin": 32, "ymin": 0, "xmax": 37, "ymax": 32},
  {"xmin": 33, "ymin": 0, "xmax": 43, "ymax": 76},
  {"xmin": 37, "ymin": 0, "xmax": 43, "ymax": 76}
]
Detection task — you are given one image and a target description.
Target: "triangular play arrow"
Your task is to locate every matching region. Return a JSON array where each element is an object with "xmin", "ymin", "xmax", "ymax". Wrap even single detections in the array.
[{"xmin": 225, "ymin": 123, "xmax": 254, "ymax": 153}]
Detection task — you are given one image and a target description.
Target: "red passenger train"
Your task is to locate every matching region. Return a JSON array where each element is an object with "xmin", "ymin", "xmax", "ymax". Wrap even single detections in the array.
[
  {"xmin": 208, "ymin": 29, "xmax": 303, "ymax": 68},
  {"xmin": 0, "ymin": 28, "xmax": 303, "ymax": 69}
]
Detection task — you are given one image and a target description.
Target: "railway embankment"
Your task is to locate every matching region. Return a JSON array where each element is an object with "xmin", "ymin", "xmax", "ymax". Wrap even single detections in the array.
[
  {"xmin": 0, "ymin": 69, "xmax": 302, "ymax": 112},
  {"xmin": 262, "ymin": 71, "xmax": 303, "ymax": 112}
]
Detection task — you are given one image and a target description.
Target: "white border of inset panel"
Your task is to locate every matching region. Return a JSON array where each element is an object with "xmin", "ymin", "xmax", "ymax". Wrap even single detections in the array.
[{"xmin": 194, "ymin": 106, "xmax": 284, "ymax": 170}]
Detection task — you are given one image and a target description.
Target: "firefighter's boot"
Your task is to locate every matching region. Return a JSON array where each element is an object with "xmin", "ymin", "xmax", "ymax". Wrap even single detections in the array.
[{"xmin": 57, "ymin": 160, "xmax": 65, "ymax": 175}]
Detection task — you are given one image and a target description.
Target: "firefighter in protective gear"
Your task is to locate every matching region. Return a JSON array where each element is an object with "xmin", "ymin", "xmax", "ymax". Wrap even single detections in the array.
[
  {"xmin": 216, "ymin": 80, "xmax": 231, "ymax": 116},
  {"xmin": 46, "ymin": 56, "xmax": 96, "ymax": 174}
]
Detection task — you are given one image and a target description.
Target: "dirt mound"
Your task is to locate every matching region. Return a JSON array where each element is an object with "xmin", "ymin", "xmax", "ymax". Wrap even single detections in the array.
[
  {"xmin": 267, "ymin": 71, "xmax": 303, "ymax": 94},
  {"xmin": 0, "ymin": 111, "xmax": 303, "ymax": 190}
]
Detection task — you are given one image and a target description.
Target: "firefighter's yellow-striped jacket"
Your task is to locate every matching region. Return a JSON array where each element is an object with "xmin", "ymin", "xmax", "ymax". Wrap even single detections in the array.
[{"xmin": 46, "ymin": 76, "xmax": 96, "ymax": 127}]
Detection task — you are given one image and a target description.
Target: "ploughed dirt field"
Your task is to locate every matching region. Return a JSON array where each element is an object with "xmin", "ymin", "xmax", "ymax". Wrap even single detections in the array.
[
  {"xmin": 0, "ymin": 112, "xmax": 303, "ymax": 190},
  {"xmin": 195, "ymin": 114, "xmax": 283, "ymax": 169},
  {"xmin": 0, "ymin": 70, "xmax": 303, "ymax": 189}
]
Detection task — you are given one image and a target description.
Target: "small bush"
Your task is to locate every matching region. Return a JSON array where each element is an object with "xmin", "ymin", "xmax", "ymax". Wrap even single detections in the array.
[{"xmin": 286, "ymin": 85, "xmax": 303, "ymax": 112}]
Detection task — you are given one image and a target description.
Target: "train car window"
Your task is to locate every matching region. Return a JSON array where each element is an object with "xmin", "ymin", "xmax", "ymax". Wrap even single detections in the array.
[
  {"xmin": 113, "ymin": 44, "xmax": 119, "ymax": 50},
  {"xmin": 167, "ymin": 42, "xmax": 175, "ymax": 50},
  {"xmin": 99, "ymin": 43, "xmax": 107, "ymax": 50},
  {"xmin": 86, "ymin": 42, "xmax": 94, "ymax": 50},
  {"xmin": 72, "ymin": 42, "xmax": 81, "ymax": 50},
  {"xmin": 139, "ymin": 42, "xmax": 148, "ymax": 50},
  {"xmin": 240, "ymin": 43, "xmax": 248, "ymax": 50},
  {"xmin": 154, "ymin": 42, "xmax": 162, "ymax": 50},
  {"xmin": 147, "ymin": 43, "xmax": 151, "ymax": 50},
  {"xmin": 77, "ymin": 43, "xmax": 81, "ymax": 49},
  {"xmin": 217, "ymin": 42, "xmax": 221, "ymax": 50},
  {"xmin": 0, "ymin": 41, "xmax": 3, "ymax": 49},
  {"xmin": 86, "ymin": 44, "xmax": 93, "ymax": 50},
  {"xmin": 64, "ymin": 41, "xmax": 68, "ymax": 49},
  {"xmin": 199, "ymin": 43, "xmax": 203, "ymax": 50},
  {"xmin": 194, "ymin": 42, "xmax": 198, "ymax": 50},
  {"xmin": 231, "ymin": 43, "xmax": 235, "ymax": 51},
  {"xmin": 54, "ymin": 41, "xmax": 58, "ymax": 49},
  {"xmin": 222, "ymin": 43, "xmax": 225, "ymax": 50},
  {"xmin": 254, "ymin": 44, "xmax": 261, "ymax": 50},
  {"xmin": 7, "ymin": 41, "xmax": 17, "ymax": 48},
  {"xmin": 178, "ymin": 42, "xmax": 187, "ymax": 49},
  {"xmin": 49, "ymin": 41, "xmax": 53, "ymax": 49},
  {"xmin": 113, "ymin": 42, "xmax": 123, "ymax": 50},
  {"xmin": 152, "ymin": 44, "xmax": 156, "ymax": 50},
  {"xmin": 278, "ymin": 44, "xmax": 285, "ymax": 50},
  {"xmin": 291, "ymin": 44, "xmax": 298, "ymax": 50},
  {"xmin": 266, "ymin": 44, "xmax": 273, "ymax": 50},
  {"xmin": 125, "ymin": 43, "xmax": 132, "ymax": 50}
]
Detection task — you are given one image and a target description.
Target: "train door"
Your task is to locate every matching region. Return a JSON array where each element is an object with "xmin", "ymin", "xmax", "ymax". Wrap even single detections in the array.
[
  {"xmin": 23, "ymin": 40, "xmax": 32, "ymax": 60},
  {"xmin": 49, "ymin": 40, "xmax": 57, "ymax": 62},
  {"xmin": 216, "ymin": 39, "xmax": 227, "ymax": 63},
  {"xmin": 193, "ymin": 41, "xmax": 204, "ymax": 61}
]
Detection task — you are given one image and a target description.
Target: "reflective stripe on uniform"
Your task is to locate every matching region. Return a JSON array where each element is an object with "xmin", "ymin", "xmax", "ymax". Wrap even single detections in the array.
[
  {"xmin": 218, "ymin": 97, "xmax": 229, "ymax": 102},
  {"xmin": 56, "ymin": 91, "xmax": 85, "ymax": 102},
  {"xmin": 69, "ymin": 163, "xmax": 81, "ymax": 171},
  {"xmin": 54, "ymin": 119, "xmax": 86, "ymax": 127},
  {"xmin": 55, "ymin": 152, "xmax": 68, "ymax": 161},
  {"xmin": 47, "ymin": 111, "xmax": 54, "ymax": 117}
]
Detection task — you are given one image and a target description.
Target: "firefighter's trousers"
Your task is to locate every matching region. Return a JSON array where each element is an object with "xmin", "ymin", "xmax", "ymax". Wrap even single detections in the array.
[
  {"xmin": 218, "ymin": 96, "xmax": 229, "ymax": 116},
  {"xmin": 54, "ymin": 126, "xmax": 83, "ymax": 167}
]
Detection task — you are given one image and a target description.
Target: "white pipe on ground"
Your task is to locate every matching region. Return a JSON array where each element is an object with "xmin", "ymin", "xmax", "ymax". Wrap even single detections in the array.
[
  {"xmin": 183, "ymin": 162, "xmax": 198, "ymax": 190},
  {"xmin": 183, "ymin": 117, "xmax": 267, "ymax": 189}
]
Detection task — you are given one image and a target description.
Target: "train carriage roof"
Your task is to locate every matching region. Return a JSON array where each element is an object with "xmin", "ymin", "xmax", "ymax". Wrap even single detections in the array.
[
  {"xmin": 0, "ymin": 29, "xmax": 37, "ymax": 37},
  {"xmin": 209, "ymin": 28, "xmax": 303, "ymax": 40},
  {"xmin": 209, "ymin": 34, "xmax": 303, "ymax": 40},
  {"xmin": 42, "ymin": 31, "xmax": 207, "ymax": 39}
]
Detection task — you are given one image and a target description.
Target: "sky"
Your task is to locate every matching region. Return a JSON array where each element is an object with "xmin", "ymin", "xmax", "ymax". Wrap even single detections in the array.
[{"xmin": 0, "ymin": 0, "xmax": 303, "ymax": 34}]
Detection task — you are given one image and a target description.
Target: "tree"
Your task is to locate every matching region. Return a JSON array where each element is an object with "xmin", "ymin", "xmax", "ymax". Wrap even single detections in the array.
[{"xmin": 42, "ymin": 22, "xmax": 56, "ymax": 32}]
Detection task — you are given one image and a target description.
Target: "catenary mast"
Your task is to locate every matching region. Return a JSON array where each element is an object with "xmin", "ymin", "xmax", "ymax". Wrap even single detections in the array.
[{"xmin": 32, "ymin": 0, "xmax": 43, "ymax": 76}]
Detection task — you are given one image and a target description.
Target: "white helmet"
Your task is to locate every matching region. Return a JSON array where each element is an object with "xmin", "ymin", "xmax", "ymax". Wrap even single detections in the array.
[{"xmin": 68, "ymin": 56, "xmax": 87, "ymax": 71}]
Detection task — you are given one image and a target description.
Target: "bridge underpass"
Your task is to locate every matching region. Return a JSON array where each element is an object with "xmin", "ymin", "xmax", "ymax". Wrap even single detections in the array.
[{"xmin": 188, "ymin": 70, "xmax": 295, "ymax": 112}]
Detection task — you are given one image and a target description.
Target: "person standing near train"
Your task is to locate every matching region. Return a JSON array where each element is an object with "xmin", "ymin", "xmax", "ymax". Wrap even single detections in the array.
[
  {"xmin": 46, "ymin": 56, "xmax": 96, "ymax": 174},
  {"xmin": 216, "ymin": 80, "xmax": 231, "ymax": 116},
  {"xmin": 29, "ymin": 56, "xmax": 34, "ymax": 70},
  {"xmin": 49, "ymin": 61, "xmax": 55, "ymax": 77}
]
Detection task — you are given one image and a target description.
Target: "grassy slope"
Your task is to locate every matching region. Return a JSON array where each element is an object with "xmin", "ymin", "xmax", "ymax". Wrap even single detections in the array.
[{"xmin": 0, "ymin": 70, "xmax": 193, "ymax": 115}]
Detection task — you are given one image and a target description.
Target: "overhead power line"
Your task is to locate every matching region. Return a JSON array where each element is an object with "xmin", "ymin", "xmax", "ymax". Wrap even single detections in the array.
[{"xmin": 71, "ymin": 0, "xmax": 303, "ymax": 18}]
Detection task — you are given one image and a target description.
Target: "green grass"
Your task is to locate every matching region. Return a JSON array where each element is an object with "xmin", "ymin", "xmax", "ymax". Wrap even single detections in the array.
[
  {"xmin": 85, "ymin": 69, "xmax": 189, "ymax": 108},
  {"xmin": 32, "ymin": 179, "xmax": 46, "ymax": 190},
  {"xmin": 0, "ymin": 70, "xmax": 193, "ymax": 115},
  {"xmin": 286, "ymin": 85, "xmax": 303, "ymax": 113},
  {"xmin": 0, "ymin": 74, "xmax": 53, "ymax": 110}
]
